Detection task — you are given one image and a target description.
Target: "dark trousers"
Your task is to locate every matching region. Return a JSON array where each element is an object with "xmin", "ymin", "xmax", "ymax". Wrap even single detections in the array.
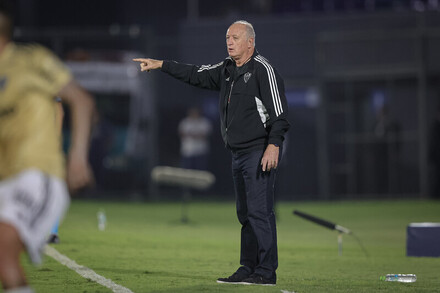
[{"xmin": 231, "ymin": 148, "xmax": 279, "ymax": 281}]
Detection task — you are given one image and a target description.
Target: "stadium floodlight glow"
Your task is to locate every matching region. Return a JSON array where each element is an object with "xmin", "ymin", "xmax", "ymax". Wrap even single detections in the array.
[
  {"xmin": 151, "ymin": 166, "xmax": 215, "ymax": 190},
  {"xmin": 293, "ymin": 210, "xmax": 368, "ymax": 257},
  {"xmin": 151, "ymin": 166, "xmax": 215, "ymax": 223}
]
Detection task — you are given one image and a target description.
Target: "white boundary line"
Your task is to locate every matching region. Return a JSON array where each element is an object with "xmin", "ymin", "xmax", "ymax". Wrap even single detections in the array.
[
  {"xmin": 45, "ymin": 245, "xmax": 134, "ymax": 293},
  {"xmin": 46, "ymin": 245, "xmax": 294, "ymax": 293}
]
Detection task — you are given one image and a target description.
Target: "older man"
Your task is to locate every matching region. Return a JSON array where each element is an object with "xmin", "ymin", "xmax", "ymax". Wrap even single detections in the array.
[{"xmin": 134, "ymin": 20, "xmax": 289, "ymax": 286}]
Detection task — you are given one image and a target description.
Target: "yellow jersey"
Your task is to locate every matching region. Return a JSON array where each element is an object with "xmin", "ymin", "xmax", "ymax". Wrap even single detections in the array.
[{"xmin": 0, "ymin": 43, "xmax": 72, "ymax": 180}]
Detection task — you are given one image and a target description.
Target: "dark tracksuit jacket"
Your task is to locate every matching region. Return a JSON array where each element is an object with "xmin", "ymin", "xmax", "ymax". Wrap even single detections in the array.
[
  {"xmin": 161, "ymin": 49, "xmax": 290, "ymax": 153},
  {"xmin": 162, "ymin": 50, "xmax": 288, "ymax": 278}
]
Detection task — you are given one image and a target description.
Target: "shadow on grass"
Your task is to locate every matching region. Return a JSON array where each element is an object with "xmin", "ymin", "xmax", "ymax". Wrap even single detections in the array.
[
  {"xmin": 91, "ymin": 267, "xmax": 289, "ymax": 293},
  {"xmin": 93, "ymin": 267, "xmax": 214, "ymax": 281}
]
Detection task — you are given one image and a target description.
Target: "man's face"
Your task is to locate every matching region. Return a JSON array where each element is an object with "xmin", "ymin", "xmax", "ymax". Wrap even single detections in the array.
[{"xmin": 226, "ymin": 23, "xmax": 252, "ymax": 60}]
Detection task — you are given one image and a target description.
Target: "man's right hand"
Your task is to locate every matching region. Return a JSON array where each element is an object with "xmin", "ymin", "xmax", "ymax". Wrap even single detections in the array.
[{"xmin": 133, "ymin": 58, "xmax": 163, "ymax": 72}]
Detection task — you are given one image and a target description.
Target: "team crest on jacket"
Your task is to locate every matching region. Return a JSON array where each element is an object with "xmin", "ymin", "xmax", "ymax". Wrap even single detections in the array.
[{"xmin": 244, "ymin": 72, "xmax": 252, "ymax": 83}]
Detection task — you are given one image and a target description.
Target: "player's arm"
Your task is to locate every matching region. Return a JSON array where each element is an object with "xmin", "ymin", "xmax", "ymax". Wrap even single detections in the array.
[
  {"xmin": 58, "ymin": 80, "xmax": 95, "ymax": 193},
  {"xmin": 54, "ymin": 98, "xmax": 64, "ymax": 136}
]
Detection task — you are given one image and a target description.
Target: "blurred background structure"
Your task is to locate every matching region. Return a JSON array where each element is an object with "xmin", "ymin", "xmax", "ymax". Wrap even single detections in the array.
[{"xmin": 10, "ymin": 0, "xmax": 440, "ymax": 200}]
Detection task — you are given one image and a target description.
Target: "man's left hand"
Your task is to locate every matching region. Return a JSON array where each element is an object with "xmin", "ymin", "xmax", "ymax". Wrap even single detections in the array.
[
  {"xmin": 66, "ymin": 152, "xmax": 95, "ymax": 194},
  {"xmin": 261, "ymin": 144, "xmax": 279, "ymax": 172}
]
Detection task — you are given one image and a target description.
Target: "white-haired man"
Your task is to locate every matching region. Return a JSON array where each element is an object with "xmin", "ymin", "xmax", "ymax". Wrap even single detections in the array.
[{"xmin": 134, "ymin": 20, "xmax": 289, "ymax": 286}]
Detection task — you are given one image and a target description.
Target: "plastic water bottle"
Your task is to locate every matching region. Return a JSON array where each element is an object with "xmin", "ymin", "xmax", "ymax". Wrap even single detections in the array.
[
  {"xmin": 380, "ymin": 274, "xmax": 417, "ymax": 283},
  {"xmin": 97, "ymin": 209, "xmax": 107, "ymax": 231}
]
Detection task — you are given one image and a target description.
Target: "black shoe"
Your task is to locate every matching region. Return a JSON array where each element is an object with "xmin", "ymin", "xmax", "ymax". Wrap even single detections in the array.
[
  {"xmin": 217, "ymin": 272, "xmax": 250, "ymax": 284},
  {"xmin": 241, "ymin": 274, "xmax": 276, "ymax": 286},
  {"xmin": 47, "ymin": 234, "xmax": 60, "ymax": 244}
]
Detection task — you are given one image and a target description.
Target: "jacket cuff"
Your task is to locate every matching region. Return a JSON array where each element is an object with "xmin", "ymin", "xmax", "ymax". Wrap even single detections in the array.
[
  {"xmin": 161, "ymin": 60, "xmax": 172, "ymax": 73},
  {"xmin": 268, "ymin": 137, "xmax": 283, "ymax": 147}
]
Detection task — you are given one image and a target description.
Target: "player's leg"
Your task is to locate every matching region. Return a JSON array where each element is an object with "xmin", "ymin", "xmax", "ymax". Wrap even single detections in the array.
[
  {"xmin": 47, "ymin": 220, "xmax": 60, "ymax": 244},
  {"xmin": 51, "ymin": 221, "xmax": 59, "ymax": 235},
  {"xmin": 0, "ymin": 170, "xmax": 70, "ymax": 292},
  {"xmin": 0, "ymin": 222, "xmax": 28, "ymax": 290}
]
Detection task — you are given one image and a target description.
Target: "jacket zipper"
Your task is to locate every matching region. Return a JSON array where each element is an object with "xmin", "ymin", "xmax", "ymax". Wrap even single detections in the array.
[
  {"xmin": 227, "ymin": 81, "xmax": 234, "ymax": 104},
  {"xmin": 224, "ymin": 80, "xmax": 234, "ymax": 147},
  {"xmin": 225, "ymin": 80, "xmax": 234, "ymax": 132}
]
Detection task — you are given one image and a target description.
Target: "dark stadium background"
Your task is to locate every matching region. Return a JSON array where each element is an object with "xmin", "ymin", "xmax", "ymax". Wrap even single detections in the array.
[{"xmin": 9, "ymin": 0, "xmax": 440, "ymax": 201}]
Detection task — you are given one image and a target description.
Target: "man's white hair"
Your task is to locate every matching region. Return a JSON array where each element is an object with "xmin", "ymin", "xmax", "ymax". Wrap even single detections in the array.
[{"xmin": 233, "ymin": 20, "xmax": 256, "ymax": 45}]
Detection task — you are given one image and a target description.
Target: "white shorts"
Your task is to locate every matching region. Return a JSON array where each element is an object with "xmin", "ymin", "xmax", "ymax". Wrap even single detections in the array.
[{"xmin": 0, "ymin": 169, "xmax": 70, "ymax": 264}]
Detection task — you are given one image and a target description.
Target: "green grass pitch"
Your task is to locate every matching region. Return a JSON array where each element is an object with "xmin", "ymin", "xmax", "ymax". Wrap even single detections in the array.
[{"xmin": 21, "ymin": 199, "xmax": 440, "ymax": 293}]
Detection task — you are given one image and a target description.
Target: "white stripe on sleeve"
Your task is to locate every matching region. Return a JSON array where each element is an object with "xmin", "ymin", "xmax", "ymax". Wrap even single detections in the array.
[
  {"xmin": 254, "ymin": 55, "xmax": 283, "ymax": 116},
  {"xmin": 197, "ymin": 61, "xmax": 224, "ymax": 72}
]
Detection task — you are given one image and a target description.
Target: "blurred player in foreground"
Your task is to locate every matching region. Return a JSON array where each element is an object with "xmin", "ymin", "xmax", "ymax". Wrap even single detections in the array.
[
  {"xmin": 0, "ymin": 1, "xmax": 95, "ymax": 292},
  {"xmin": 47, "ymin": 98, "xmax": 64, "ymax": 245}
]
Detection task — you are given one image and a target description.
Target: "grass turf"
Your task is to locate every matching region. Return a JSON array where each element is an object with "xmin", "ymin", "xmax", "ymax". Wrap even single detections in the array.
[{"xmin": 20, "ymin": 199, "xmax": 440, "ymax": 293}]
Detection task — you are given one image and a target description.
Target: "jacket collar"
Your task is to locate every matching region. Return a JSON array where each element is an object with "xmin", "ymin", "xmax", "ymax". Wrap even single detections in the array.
[
  {"xmin": 224, "ymin": 48, "xmax": 258, "ymax": 77},
  {"xmin": 225, "ymin": 48, "xmax": 258, "ymax": 65}
]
